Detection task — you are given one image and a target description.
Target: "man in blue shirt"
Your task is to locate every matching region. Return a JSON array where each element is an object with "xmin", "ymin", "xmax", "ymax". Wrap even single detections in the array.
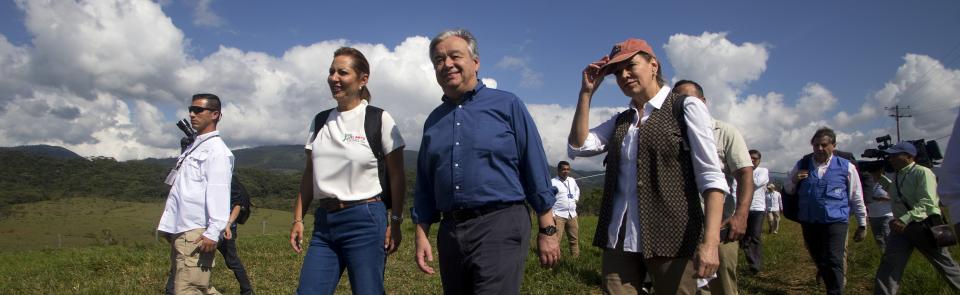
[{"xmin": 412, "ymin": 29, "xmax": 560, "ymax": 294}]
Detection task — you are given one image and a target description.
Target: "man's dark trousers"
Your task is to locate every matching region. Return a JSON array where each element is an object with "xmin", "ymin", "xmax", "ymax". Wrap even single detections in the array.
[
  {"xmin": 219, "ymin": 224, "xmax": 253, "ymax": 295},
  {"xmin": 438, "ymin": 203, "xmax": 530, "ymax": 294},
  {"xmin": 801, "ymin": 222, "xmax": 847, "ymax": 295},
  {"xmin": 742, "ymin": 210, "xmax": 766, "ymax": 273}
]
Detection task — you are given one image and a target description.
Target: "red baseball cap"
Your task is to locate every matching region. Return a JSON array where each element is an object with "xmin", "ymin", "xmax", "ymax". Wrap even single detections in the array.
[{"xmin": 598, "ymin": 38, "xmax": 657, "ymax": 76}]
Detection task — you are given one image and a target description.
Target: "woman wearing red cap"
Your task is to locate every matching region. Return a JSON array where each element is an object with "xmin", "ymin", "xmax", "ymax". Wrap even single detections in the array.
[{"xmin": 567, "ymin": 38, "xmax": 729, "ymax": 294}]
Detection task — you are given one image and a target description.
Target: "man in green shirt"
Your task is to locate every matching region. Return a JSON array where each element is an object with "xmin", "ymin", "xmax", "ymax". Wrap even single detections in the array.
[{"xmin": 873, "ymin": 142, "xmax": 960, "ymax": 294}]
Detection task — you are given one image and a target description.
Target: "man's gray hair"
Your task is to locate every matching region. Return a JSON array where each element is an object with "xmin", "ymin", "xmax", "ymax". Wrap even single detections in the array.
[{"xmin": 429, "ymin": 29, "xmax": 479, "ymax": 59}]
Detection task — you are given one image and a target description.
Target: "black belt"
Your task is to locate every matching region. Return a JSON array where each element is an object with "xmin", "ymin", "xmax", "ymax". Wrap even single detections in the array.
[
  {"xmin": 442, "ymin": 201, "xmax": 524, "ymax": 222},
  {"xmin": 317, "ymin": 196, "xmax": 381, "ymax": 213}
]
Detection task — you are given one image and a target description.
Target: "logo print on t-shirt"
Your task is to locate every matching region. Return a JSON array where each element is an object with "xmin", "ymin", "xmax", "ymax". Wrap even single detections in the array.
[{"xmin": 342, "ymin": 133, "xmax": 367, "ymax": 144}]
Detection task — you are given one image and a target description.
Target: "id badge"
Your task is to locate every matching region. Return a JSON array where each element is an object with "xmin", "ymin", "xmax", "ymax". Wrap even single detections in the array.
[
  {"xmin": 164, "ymin": 168, "xmax": 178, "ymax": 185},
  {"xmin": 568, "ymin": 193, "xmax": 574, "ymax": 199}
]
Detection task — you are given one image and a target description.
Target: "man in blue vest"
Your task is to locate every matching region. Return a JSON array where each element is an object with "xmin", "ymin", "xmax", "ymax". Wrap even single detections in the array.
[{"xmin": 784, "ymin": 127, "xmax": 867, "ymax": 295}]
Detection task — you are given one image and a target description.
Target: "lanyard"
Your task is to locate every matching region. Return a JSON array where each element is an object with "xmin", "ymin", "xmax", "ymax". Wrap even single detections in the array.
[
  {"xmin": 174, "ymin": 135, "xmax": 220, "ymax": 170},
  {"xmin": 561, "ymin": 178, "xmax": 573, "ymax": 199}
]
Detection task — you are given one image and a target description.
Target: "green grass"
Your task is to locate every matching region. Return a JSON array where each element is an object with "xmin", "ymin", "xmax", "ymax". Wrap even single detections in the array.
[{"xmin": 1, "ymin": 198, "xmax": 958, "ymax": 294}]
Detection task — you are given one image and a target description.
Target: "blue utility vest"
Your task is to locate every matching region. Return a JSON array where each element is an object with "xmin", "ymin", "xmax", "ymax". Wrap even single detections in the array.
[{"xmin": 797, "ymin": 156, "xmax": 850, "ymax": 223}]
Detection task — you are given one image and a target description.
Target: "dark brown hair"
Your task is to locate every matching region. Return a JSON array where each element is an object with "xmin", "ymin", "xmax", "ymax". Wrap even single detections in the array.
[
  {"xmin": 637, "ymin": 51, "xmax": 666, "ymax": 88},
  {"xmin": 333, "ymin": 47, "xmax": 372, "ymax": 101}
]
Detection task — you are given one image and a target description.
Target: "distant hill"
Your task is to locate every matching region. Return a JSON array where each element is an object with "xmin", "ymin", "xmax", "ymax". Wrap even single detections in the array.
[
  {"xmin": 0, "ymin": 145, "xmax": 83, "ymax": 160},
  {"xmin": 139, "ymin": 144, "xmax": 419, "ymax": 173}
]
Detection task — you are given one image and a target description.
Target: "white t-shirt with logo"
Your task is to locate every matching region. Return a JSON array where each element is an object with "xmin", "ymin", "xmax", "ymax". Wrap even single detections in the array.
[{"xmin": 305, "ymin": 100, "xmax": 405, "ymax": 201}]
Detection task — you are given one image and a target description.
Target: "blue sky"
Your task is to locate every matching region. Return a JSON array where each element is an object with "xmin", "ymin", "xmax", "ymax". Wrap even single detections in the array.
[{"xmin": 0, "ymin": 0, "xmax": 958, "ymax": 172}]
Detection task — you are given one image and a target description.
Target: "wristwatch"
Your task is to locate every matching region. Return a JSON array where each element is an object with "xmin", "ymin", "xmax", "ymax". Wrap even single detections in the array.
[
  {"xmin": 390, "ymin": 214, "xmax": 403, "ymax": 223},
  {"xmin": 539, "ymin": 225, "xmax": 557, "ymax": 236}
]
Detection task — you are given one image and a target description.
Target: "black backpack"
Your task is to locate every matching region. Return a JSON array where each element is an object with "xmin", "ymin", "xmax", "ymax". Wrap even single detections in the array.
[
  {"xmin": 231, "ymin": 177, "xmax": 253, "ymax": 224},
  {"xmin": 781, "ymin": 155, "xmax": 811, "ymax": 222},
  {"xmin": 312, "ymin": 105, "xmax": 393, "ymax": 209}
]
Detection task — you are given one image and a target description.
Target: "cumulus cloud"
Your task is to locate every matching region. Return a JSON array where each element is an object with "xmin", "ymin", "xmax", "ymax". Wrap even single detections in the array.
[
  {"xmin": 664, "ymin": 32, "xmax": 958, "ymax": 172},
  {"xmin": 848, "ymin": 54, "xmax": 960, "ymax": 142},
  {"xmin": 496, "ymin": 55, "xmax": 544, "ymax": 88},
  {"xmin": 192, "ymin": 0, "xmax": 224, "ymax": 28},
  {"xmin": 0, "ymin": 0, "xmax": 476, "ymax": 160},
  {"xmin": 2, "ymin": 1, "xmax": 956, "ymax": 175}
]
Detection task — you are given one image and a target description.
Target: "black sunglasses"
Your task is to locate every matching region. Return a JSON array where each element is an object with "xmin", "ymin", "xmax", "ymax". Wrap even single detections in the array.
[{"xmin": 188, "ymin": 106, "xmax": 218, "ymax": 114}]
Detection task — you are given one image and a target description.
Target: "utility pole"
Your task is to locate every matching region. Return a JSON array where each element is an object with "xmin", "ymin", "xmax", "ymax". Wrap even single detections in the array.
[{"xmin": 886, "ymin": 105, "xmax": 912, "ymax": 142}]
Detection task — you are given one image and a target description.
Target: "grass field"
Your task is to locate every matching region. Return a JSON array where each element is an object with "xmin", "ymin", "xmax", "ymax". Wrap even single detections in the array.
[{"xmin": 1, "ymin": 198, "xmax": 958, "ymax": 294}]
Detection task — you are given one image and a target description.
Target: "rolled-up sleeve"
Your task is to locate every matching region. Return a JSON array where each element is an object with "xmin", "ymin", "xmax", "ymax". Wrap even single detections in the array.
[
  {"xmin": 683, "ymin": 97, "xmax": 730, "ymax": 195},
  {"xmin": 203, "ymin": 152, "xmax": 233, "ymax": 241},
  {"xmin": 568, "ymin": 111, "xmax": 620, "ymax": 159},
  {"xmin": 512, "ymin": 99, "xmax": 557, "ymax": 214}
]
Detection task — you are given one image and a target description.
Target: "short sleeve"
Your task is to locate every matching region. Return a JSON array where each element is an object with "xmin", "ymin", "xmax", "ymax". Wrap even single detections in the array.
[
  {"xmin": 380, "ymin": 111, "xmax": 406, "ymax": 154},
  {"xmin": 304, "ymin": 118, "xmax": 317, "ymax": 150}
]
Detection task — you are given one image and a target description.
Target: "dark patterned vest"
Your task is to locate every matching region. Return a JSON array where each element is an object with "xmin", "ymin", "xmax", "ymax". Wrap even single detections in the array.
[{"xmin": 592, "ymin": 92, "xmax": 703, "ymax": 259}]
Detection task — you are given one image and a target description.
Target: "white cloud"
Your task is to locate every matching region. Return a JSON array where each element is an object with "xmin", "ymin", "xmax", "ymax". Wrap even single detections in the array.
[
  {"xmin": 192, "ymin": 0, "xmax": 224, "ymax": 28},
  {"xmin": 663, "ymin": 32, "xmax": 959, "ymax": 172},
  {"xmin": 1, "ymin": 2, "xmax": 956, "ymax": 175},
  {"xmin": 13, "ymin": 0, "xmax": 186, "ymax": 102},
  {"xmin": 496, "ymin": 55, "xmax": 543, "ymax": 88}
]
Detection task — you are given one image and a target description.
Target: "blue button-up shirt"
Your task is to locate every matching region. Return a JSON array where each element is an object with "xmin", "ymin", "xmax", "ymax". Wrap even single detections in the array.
[{"xmin": 412, "ymin": 80, "xmax": 556, "ymax": 224}]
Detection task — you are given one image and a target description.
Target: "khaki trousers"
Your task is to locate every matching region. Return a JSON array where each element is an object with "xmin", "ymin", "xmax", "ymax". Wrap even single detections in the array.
[
  {"xmin": 554, "ymin": 216, "xmax": 580, "ymax": 256},
  {"xmin": 601, "ymin": 248, "xmax": 646, "ymax": 295},
  {"xmin": 164, "ymin": 228, "xmax": 221, "ymax": 295},
  {"xmin": 701, "ymin": 241, "xmax": 740, "ymax": 295},
  {"xmin": 646, "ymin": 256, "xmax": 699, "ymax": 295}
]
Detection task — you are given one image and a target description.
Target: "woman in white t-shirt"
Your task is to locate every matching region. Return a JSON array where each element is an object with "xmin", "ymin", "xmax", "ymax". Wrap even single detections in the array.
[
  {"xmin": 289, "ymin": 47, "xmax": 406, "ymax": 295},
  {"xmin": 766, "ymin": 184, "xmax": 782, "ymax": 234}
]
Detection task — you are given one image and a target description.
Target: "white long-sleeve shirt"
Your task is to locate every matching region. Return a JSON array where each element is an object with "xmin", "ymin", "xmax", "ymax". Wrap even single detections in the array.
[
  {"xmin": 784, "ymin": 155, "xmax": 867, "ymax": 226},
  {"xmin": 568, "ymin": 86, "xmax": 729, "ymax": 252},
  {"xmin": 157, "ymin": 131, "xmax": 234, "ymax": 241},
  {"xmin": 938, "ymin": 111, "xmax": 960, "ymax": 224},
  {"xmin": 750, "ymin": 167, "xmax": 770, "ymax": 211},
  {"xmin": 551, "ymin": 177, "xmax": 580, "ymax": 218}
]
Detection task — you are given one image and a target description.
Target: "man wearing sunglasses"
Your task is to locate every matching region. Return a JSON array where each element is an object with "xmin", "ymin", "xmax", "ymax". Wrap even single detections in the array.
[{"xmin": 158, "ymin": 93, "xmax": 234, "ymax": 295}]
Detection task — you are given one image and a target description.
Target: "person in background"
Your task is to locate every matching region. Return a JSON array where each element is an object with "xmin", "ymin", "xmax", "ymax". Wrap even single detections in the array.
[
  {"xmin": 766, "ymin": 184, "xmax": 782, "ymax": 234},
  {"xmin": 862, "ymin": 163, "xmax": 893, "ymax": 255},
  {"xmin": 742, "ymin": 149, "xmax": 768, "ymax": 274},
  {"xmin": 785, "ymin": 127, "xmax": 867, "ymax": 295},
  {"xmin": 674, "ymin": 79, "xmax": 754, "ymax": 295},
  {"xmin": 552, "ymin": 161, "xmax": 582, "ymax": 257},
  {"xmin": 873, "ymin": 142, "xmax": 960, "ymax": 294}
]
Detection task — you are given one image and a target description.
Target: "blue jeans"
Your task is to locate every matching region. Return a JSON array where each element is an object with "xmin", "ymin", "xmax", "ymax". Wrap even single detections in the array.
[
  {"xmin": 869, "ymin": 216, "xmax": 893, "ymax": 255},
  {"xmin": 297, "ymin": 201, "xmax": 387, "ymax": 295}
]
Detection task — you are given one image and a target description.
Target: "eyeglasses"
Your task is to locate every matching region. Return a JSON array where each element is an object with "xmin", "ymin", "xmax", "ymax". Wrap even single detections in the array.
[{"xmin": 188, "ymin": 106, "xmax": 218, "ymax": 114}]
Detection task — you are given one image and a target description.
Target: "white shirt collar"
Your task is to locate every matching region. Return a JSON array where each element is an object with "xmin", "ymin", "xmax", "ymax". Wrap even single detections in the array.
[
  {"xmin": 647, "ymin": 86, "xmax": 673, "ymax": 109},
  {"xmin": 625, "ymin": 86, "xmax": 672, "ymax": 110},
  {"xmin": 195, "ymin": 130, "xmax": 220, "ymax": 141}
]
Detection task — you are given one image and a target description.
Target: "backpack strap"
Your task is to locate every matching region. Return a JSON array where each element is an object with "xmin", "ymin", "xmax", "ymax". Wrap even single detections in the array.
[
  {"xmin": 364, "ymin": 105, "xmax": 392, "ymax": 210},
  {"xmin": 311, "ymin": 108, "xmax": 334, "ymax": 142},
  {"xmin": 672, "ymin": 93, "xmax": 691, "ymax": 152}
]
